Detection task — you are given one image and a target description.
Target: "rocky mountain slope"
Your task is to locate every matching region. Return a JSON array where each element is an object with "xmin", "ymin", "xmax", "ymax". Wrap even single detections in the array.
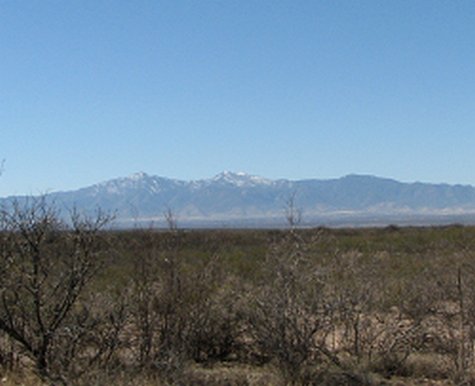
[{"xmin": 4, "ymin": 172, "xmax": 475, "ymax": 227}]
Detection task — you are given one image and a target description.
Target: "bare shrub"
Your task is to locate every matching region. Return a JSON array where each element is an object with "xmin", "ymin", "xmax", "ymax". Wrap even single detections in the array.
[
  {"xmin": 426, "ymin": 258, "xmax": 475, "ymax": 384},
  {"xmin": 245, "ymin": 228, "xmax": 332, "ymax": 383},
  {"xmin": 0, "ymin": 198, "xmax": 113, "ymax": 384},
  {"xmin": 128, "ymin": 214, "xmax": 238, "ymax": 382}
]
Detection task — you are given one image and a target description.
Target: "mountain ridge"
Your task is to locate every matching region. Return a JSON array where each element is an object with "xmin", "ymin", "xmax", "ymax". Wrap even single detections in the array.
[{"xmin": 3, "ymin": 172, "xmax": 475, "ymax": 227}]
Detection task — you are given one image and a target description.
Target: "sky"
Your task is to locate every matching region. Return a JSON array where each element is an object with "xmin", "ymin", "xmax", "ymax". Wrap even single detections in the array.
[{"xmin": 1, "ymin": 0, "xmax": 475, "ymax": 196}]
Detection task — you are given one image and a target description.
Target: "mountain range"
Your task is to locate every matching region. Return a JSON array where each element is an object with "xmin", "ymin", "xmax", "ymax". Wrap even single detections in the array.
[{"xmin": 4, "ymin": 171, "xmax": 475, "ymax": 227}]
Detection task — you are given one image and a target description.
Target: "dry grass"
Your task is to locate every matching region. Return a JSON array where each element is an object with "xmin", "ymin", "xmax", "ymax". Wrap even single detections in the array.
[
  {"xmin": 4, "ymin": 225, "xmax": 475, "ymax": 385},
  {"xmin": 182, "ymin": 363, "xmax": 282, "ymax": 386},
  {"xmin": 0, "ymin": 371, "xmax": 45, "ymax": 386}
]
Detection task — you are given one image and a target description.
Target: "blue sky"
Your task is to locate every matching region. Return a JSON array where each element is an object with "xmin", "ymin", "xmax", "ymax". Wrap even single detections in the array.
[{"xmin": 1, "ymin": 0, "xmax": 475, "ymax": 196}]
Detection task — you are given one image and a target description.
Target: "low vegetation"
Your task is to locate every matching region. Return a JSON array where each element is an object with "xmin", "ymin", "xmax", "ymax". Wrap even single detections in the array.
[{"xmin": 2, "ymin": 199, "xmax": 475, "ymax": 384}]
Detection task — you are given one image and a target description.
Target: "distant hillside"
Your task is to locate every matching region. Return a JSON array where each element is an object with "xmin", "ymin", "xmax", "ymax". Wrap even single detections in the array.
[{"xmin": 3, "ymin": 172, "xmax": 475, "ymax": 227}]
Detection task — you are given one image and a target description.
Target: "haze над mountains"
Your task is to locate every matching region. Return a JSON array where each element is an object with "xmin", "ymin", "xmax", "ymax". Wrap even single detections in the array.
[{"xmin": 4, "ymin": 171, "xmax": 475, "ymax": 227}]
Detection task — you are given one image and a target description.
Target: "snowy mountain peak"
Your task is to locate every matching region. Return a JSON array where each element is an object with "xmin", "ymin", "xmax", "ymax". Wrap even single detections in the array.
[
  {"xmin": 212, "ymin": 171, "xmax": 272, "ymax": 187},
  {"xmin": 128, "ymin": 171, "xmax": 149, "ymax": 180},
  {"xmin": 213, "ymin": 170, "xmax": 246, "ymax": 180}
]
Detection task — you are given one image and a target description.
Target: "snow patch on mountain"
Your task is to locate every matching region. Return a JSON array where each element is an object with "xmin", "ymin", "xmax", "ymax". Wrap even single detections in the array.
[{"xmin": 211, "ymin": 171, "xmax": 273, "ymax": 187}]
